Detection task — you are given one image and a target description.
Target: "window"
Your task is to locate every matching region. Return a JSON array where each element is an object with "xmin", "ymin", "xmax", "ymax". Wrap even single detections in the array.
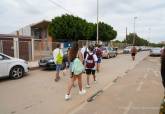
[{"xmin": 0, "ymin": 54, "xmax": 9, "ymax": 60}]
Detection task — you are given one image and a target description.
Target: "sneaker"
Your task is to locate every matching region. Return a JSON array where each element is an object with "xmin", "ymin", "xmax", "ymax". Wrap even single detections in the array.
[
  {"xmin": 65, "ymin": 94, "xmax": 71, "ymax": 100},
  {"xmin": 79, "ymin": 89, "xmax": 86, "ymax": 95},
  {"xmin": 54, "ymin": 77, "xmax": 60, "ymax": 82},
  {"xmin": 86, "ymin": 85, "xmax": 90, "ymax": 88},
  {"xmin": 94, "ymin": 80, "xmax": 97, "ymax": 84}
]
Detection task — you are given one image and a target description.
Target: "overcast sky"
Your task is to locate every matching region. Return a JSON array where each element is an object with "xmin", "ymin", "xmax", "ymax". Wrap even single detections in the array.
[{"xmin": 0, "ymin": 0, "xmax": 165, "ymax": 43}]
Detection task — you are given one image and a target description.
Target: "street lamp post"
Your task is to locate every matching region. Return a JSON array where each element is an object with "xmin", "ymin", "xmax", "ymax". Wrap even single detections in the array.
[
  {"xmin": 148, "ymin": 28, "xmax": 151, "ymax": 46},
  {"xmin": 133, "ymin": 16, "xmax": 138, "ymax": 45},
  {"xmin": 96, "ymin": 0, "xmax": 99, "ymax": 44}
]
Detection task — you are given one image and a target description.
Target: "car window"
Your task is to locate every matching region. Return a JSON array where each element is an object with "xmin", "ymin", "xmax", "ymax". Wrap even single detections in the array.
[{"xmin": 0, "ymin": 54, "xmax": 10, "ymax": 60}]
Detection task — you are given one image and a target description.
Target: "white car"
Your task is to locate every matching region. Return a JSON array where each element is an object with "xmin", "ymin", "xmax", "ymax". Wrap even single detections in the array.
[
  {"xmin": 0, "ymin": 53, "xmax": 28, "ymax": 79},
  {"xmin": 150, "ymin": 48, "xmax": 161, "ymax": 56}
]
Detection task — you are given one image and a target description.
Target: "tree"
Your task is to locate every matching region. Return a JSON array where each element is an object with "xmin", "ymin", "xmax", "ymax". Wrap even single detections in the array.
[
  {"xmin": 124, "ymin": 33, "xmax": 149, "ymax": 46},
  {"xmin": 48, "ymin": 14, "xmax": 117, "ymax": 41},
  {"xmin": 48, "ymin": 14, "xmax": 88, "ymax": 41},
  {"xmin": 90, "ymin": 22, "xmax": 117, "ymax": 41}
]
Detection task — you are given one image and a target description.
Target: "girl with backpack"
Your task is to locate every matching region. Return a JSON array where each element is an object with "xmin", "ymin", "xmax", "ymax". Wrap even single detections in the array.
[
  {"xmin": 65, "ymin": 42, "xmax": 86, "ymax": 100},
  {"xmin": 85, "ymin": 45, "xmax": 98, "ymax": 88},
  {"xmin": 95, "ymin": 44, "xmax": 102, "ymax": 72}
]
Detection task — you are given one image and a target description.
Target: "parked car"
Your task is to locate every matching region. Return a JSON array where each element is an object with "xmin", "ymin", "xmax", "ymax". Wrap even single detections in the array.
[
  {"xmin": 0, "ymin": 53, "xmax": 28, "ymax": 79},
  {"xmin": 101, "ymin": 47, "xmax": 117, "ymax": 59},
  {"xmin": 140, "ymin": 46, "xmax": 149, "ymax": 51},
  {"xmin": 150, "ymin": 48, "xmax": 162, "ymax": 56},
  {"xmin": 38, "ymin": 48, "xmax": 68, "ymax": 70},
  {"xmin": 123, "ymin": 46, "xmax": 132, "ymax": 54},
  {"xmin": 108, "ymin": 47, "xmax": 118, "ymax": 57}
]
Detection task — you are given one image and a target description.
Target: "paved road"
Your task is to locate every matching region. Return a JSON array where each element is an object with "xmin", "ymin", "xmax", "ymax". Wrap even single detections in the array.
[
  {"xmin": 0, "ymin": 52, "xmax": 149, "ymax": 114},
  {"xmin": 72, "ymin": 56, "xmax": 163, "ymax": 114}
]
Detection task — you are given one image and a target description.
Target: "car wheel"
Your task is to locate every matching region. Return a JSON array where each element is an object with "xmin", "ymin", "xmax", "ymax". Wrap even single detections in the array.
[{"xmin": 10, "ymin": 66, "xmax": 24, "ymax": 79}]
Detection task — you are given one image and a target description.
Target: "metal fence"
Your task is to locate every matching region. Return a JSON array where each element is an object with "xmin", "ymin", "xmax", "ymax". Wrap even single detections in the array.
[
  {"xmin": 0, "ymin": 38, "xmax": 128, "ymax": 61},
  {"xmin": 0, "ymin": 39, "xmax": 32, "ymax": 61},
  {"xmin": 0, "ymin": 40, "xmax": 14, "ymax": 57}
]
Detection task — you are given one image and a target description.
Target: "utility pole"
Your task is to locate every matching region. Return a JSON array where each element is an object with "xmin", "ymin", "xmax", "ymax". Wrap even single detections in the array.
[
  {"xmin": 126, "ymin": 27, "xmax": 127, "ymax": 44},
  {"xmin": 96, "ymin": 0, "xmax": 99, "ymax": 44},
  {"xmin": 148, "ymin": 28, "xmax": 151, "ymax": 46},
  {"xmin": 133, "ymin": 17, "xmax": 138, "ymax": 45}
]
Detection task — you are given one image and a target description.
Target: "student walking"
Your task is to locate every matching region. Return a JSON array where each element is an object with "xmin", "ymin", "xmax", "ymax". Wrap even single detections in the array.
[
  {"xmin": 131, "ymin": 46, "xmax": 137, "ymax": 61},
  {"xmin": 65, "ymin": 42, "xmax": 86, "ymax": 100},
  {"xmin": 81, "ymin": 42, "xmax": 89, "ymax": 65},
  {"xmin": 85, "ymin": 45, "xmax": 98, "ymax": 88},
  {"xmin": 53, "ymin": 43, "xmax": 63, "ymax": 82},
  {"xmin": 159, "ymin": 48, "xmax": 165, "ymax": 114},
  {"xmin": 94, "ymin": 44, "xmax": 102, "ymax": 72},
  {"xmin": 161, "ymin": 48, "xmax": 165, "ymax": 89}
]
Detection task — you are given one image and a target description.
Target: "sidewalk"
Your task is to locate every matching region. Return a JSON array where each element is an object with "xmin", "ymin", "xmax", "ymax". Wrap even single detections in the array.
[{"xmin": 72, "ymin": 56, "xmax": 163, "ymax": 114}]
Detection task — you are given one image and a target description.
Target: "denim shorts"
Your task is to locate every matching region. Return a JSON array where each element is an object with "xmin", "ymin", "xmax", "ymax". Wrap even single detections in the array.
[
  {"xmin": 56, "ymin": 64, "xmax": 62, "ymax": 72},
  {"xmin": 97, "ymin": 57, "xmax": 102, "ymax": 63}
]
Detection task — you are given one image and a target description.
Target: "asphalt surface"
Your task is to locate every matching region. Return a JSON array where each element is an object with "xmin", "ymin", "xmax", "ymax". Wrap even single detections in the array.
[
  {"xmin": 72, "ymin": 56, "xmax": 164, "ymax": 114},
  {"xmin": 0, "ymin": 52, "xmax": 150, "ymax": 114}
]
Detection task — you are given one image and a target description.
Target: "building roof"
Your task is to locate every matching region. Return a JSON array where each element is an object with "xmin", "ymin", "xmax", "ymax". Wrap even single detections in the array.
[{"xmin": 31, "ymin": 20, "xmax": 51, "ymax": 29}]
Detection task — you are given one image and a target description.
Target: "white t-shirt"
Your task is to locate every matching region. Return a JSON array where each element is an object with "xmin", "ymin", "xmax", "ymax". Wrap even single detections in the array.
[
  {"xmin": 85, "ymin": 52, "xmax": 98, "ymax": 70},
  {"xmin": 53, "ymin": 48, "xmax": 63, "ymax": 64},
  {"xmin": 81, "ymin": 46, "xmax": 89, "ymax": 60}
]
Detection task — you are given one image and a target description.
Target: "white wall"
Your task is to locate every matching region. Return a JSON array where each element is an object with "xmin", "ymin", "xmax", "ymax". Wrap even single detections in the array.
[{"xmin": 13, "ymin": 25, "xmax": 31, "ymax": 36}]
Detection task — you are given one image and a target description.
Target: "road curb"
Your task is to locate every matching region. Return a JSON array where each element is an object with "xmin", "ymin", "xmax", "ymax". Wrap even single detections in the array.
[{"xmin": 28, "ymin": 66, "xmax": 40, "ymax": 71}]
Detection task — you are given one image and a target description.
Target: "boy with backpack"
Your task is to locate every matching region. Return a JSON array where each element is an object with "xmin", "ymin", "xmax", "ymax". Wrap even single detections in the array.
[
  {"xmin": 53, "ymin": 43, "xmax": 63, "ymax": 82},
  {"xmin": 85, "ymin": 45, "xmax": 98, "ymax": 88}
]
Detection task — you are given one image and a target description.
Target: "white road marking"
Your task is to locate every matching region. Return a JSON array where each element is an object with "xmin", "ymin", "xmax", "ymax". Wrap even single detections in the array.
[
  {"xmin": 136, "ymin": 81, "xmax": 144, "ymax": 92},
  {"xmin": 123, "ymin": 102, "xmax": 133, "ymax": 114}
]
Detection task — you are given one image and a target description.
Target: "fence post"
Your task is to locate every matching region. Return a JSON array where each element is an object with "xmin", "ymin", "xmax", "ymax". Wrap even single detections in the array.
[
  {"xmin": 31, "ymin": 38, "xmax": 34, "ymax": 61},
  {"xmin": 13, "ymin": 37, "xmax": 19, "ymax": 58}
]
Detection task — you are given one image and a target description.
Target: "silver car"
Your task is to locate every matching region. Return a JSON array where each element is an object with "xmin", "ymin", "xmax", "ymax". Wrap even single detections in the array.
[
  {"xmin": 150, "ymin": 48, "xmax": 161, "ymax": 56},
  {"xmin": 123, "ymin": 46, "xmax": 132, "ymax": 54}
]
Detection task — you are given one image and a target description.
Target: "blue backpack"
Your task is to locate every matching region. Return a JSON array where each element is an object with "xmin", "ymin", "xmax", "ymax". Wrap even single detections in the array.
[{"xmin": 72, "ymin": 58, "xmax": 84, "ymax": 75}]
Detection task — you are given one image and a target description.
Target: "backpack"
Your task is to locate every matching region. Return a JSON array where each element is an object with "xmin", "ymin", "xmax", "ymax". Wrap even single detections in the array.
[
  {"xmin": 56, "ymin": 49, "xmax": 63, "ymax": 64},
  {"xmin": 84, "ymin": 48, "xmax": 88, "ymax": 59},
  {"xmin": 72, "ymin": 58, "xmax": 84, "ymax": 75},
  {"xmin": 95, "ymin": 48, "xmax": 102, "ymax": 58},
  {"xmin": 86, "ymin": 54, "xmax": 95, "ymax": 69}
]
